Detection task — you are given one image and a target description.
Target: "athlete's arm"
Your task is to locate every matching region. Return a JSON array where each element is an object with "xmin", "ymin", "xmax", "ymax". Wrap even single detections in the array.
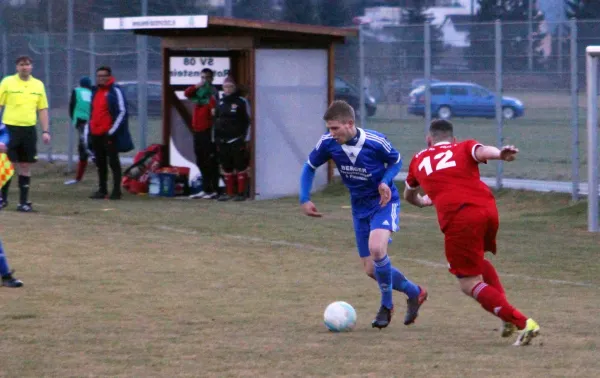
[
  {"xmin": 403, "ymin": 156, "xmax": 433, "ymax": 208},
  {"xmin": 403, "ymin": 187, "xmax": 432, "ymax": 208},
  {"xmin": 299, "ymin": 162, "xmax": 316, "ymax": 205},
  {"xmin": 380, "ymin": 156, "xmax": 402, "ymax": 187},
  {"xmin": 378, "ymin": 158, "xmax": 401, "ymax": 207},
  {"xmin": 474, "ymin": 144, "xmax": 519, "ymax": 162},
  {"xmin": 299, "ymin": 162, "xmax": 322, "ymax": 217},
  {"xmin": 37, "ymin": 83, "xmax": 50, "ymax": 138},
  {"xmin": 38, "ymin": 108, "xmax": 49, "ymax": 132},
  {"xmin": 299, "ymin": 136, "xmax": 331, "ymax": 217},
  {"xmin": 68, "ymin": 89, "xmax": 76, "ymax": 120}
]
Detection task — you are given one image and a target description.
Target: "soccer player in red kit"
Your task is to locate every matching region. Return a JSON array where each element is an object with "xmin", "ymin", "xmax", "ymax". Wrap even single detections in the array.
[{"xmin": 403, "ymin": 119, "xmax": 540, "ymax": 346}]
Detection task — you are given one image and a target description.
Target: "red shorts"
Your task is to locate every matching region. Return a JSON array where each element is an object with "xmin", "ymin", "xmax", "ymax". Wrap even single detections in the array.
[{"xmin": 443, "ymin": 205, "xmax": 498, "ymax": 277}]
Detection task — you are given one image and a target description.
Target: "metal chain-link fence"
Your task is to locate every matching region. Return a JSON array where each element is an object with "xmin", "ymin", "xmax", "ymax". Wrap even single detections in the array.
[
  {"xmin": 1, "ymin": 19, "xmax": 598, "ymax": 199},
  {"xmin": 336, "ymin": 19, "xmax": 600, "ymax": 200}
]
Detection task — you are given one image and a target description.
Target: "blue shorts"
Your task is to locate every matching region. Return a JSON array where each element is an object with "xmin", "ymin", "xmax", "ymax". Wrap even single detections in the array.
[{"xmin": 352, "ymin": 200, "xmax": 400, "ymax": 258}]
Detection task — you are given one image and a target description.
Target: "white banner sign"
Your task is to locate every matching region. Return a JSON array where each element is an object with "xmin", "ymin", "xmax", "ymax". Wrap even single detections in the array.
[
  {"xmin": 169, "ymin": 57, "xmax": 231, "ymax": 85},
  {"xmin": 103, "ymin": 15, "xmax": 208, "ymax": 30}
]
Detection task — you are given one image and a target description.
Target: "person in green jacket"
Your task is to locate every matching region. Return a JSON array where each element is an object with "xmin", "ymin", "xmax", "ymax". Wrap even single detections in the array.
[{"xmin": 65, "ymin": 77, "xmax": 93, "ymax": 185}]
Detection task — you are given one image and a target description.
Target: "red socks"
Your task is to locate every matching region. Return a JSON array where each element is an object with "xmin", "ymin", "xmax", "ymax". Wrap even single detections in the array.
[
  {"xmin": 237, "ymin": 171, "xmax": 247, "ymax": 195},
  {"xmin": 75, "ymin": 160, "xmax": 87, "ymax": 181},
  {"xmin": 472, "ymin": 282, "xmax": 528, "ymax": 330},
  {"xmin": 224, "ymin": 171, "xmax": 247, "ymax": 197},
  {"xmin": 224, "ymin": 173, "xmax": 235, "ymax": 196},
  {"xmin": 481, "ymin": 259, "xmax": 505, "ymax": 296}
]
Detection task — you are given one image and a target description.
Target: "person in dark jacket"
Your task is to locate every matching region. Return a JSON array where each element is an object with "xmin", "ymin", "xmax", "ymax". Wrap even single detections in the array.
[
  {"xmin": 64, "ymin": 76, "xmax": 93, "ymax": 185},
  {"xmin": 214, "ymin": 76, "xmax": 251, "ymax": 201},
  {"xmin": 184, "ymin": 68, "xmax": 220, "ymax": 199},
  {"xmin": 86, "ymin": 66, "xmax": 134, "ymax": 200}
]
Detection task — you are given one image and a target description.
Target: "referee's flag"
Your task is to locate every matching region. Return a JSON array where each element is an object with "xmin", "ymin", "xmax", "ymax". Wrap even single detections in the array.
[{"xmin": 0, "ymin": 153, "xmax": 14, "ymax": 187}]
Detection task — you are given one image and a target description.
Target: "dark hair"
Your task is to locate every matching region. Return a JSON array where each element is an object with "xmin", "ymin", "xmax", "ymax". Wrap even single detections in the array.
[
  {"xmin": 323, "ymin": 100, "xmax": 355, "ymax": 122},
  {"xmin": 79, "ymin": 76, "xmax": 92, "ymax": 89},
  {"xmin": 200, "ymin": 68, "xmax": 214, "ymax": 76},
  {"xmin": 96, "ymin": 66, "xmax": 112, "ymax": 75},
  {"xmin": 15, "ymin": 56, "xmax": 32, "ymax": 64},
  {"xmin": 429, "ymin": 119, "xmax": 453, "ymax": 138}
]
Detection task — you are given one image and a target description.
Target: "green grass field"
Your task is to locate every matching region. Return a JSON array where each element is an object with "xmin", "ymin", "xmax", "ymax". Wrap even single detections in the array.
[
  {"xmin": 42, "ymin": 90, "xmax": 597, "ymax": 181},
  {"xmin": 0, "ymin": 163, "xmax": 598, "ymax": 377},
  {"xmin": 367, "ymin": 90, "xmax": 596, "ymax": 182}
]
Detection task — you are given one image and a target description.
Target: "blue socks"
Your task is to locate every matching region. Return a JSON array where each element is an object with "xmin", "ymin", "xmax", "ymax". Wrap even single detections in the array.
[
  {"xmin": 0, "ymin": 240, "xmax": 11, "ymax": 277},
  {"xmin": 374, "ymin": 255, "xmax": 393, "ymax": 309},
  {"xmin": 374, "ymin": 254, "xmax": 421, "ymax": 308},
  {"xmin": 391, "ymin": 266, "xmax": 420, "ymax": 299}
]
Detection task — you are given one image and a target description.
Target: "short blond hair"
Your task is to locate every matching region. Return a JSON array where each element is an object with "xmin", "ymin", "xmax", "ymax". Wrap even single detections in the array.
[{"xmin": 323, "ymin": 100, "xmax": 355, "ymax": 123}]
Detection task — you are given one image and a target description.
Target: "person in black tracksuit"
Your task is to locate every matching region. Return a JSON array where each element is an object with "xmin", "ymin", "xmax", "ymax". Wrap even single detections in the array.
[{"xmin": 214, "ymin": 76, "xmax": 251, "ymax": 201}]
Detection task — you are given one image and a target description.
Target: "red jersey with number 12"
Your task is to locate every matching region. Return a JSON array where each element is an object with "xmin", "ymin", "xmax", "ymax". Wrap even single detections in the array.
[{"xmin": 405, "ymin": 140, "xmax": 496, "ymax": 227}]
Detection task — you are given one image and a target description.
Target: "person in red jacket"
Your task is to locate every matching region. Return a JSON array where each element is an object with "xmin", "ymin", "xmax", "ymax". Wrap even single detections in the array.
[
  {"xmin": 87, "ymin": 66, "xmax": 130, "ymax": 200},
  {"xmin": 184, "ymin": 68, "xmax": 219, "ymax": 199}
]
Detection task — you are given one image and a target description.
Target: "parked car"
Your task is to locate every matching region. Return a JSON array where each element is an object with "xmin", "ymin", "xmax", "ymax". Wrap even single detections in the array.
[
  {"xmin": 407, "ymin": 82, "xmax": 524, "ymax": 120},
  {"xmin": 410, "ymin": 77, "xmax": 440, "ymax": 90},
  {"xmin": 334, "ymin": 76, "xmax": 377, "ymax": 117},
  {"xmin": 120, "ymin": 78, "xmax": 377, "ymax": 118},
  {"xmin": 118, "ymin": 81, "xmax": 162, "ymax": 116}
]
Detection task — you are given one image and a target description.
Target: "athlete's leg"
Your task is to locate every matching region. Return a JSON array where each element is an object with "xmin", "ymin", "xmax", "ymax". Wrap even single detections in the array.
[
  {"xmin": 446, "ymin": 206, "xmax": 539, "ymax": 345},
  {"xmin": 369, "ymin": 201, "xmax": 427, "ymax": 328}
]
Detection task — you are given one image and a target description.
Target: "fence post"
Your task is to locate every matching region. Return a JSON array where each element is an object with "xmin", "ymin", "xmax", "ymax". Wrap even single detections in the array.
[
  {"xmin": 558, "ymin": 22, "xmax": 563, "ymax": 75},
  {"xmin": 66, "ymin": 0, "xmax": 74, "ymax": 172},
  {"xmin": 89, "ymin": 32, "xmax": 95, "ymax": 80},
  {"xmin": 1, "ymin": 33, "xmax": 7, "ymax": 78},
  {"xmin": 224, "ymin": 0, "xmax": 233, "ymax": 17},
  {"xmin": 44, "ymin": 32, "xmax": 52, "ymax": 162},
  {"xmin": 424, "ymin": 21, "xmax": 432, "ymax": 137},
  {"xmin": 495, "ymin": 20, "xmax": 503, "ymax": 191},
  {"xmin": 586, "ymin": 48, "xmax": 599, "ymax": 232},
  {"xmin": 528, "ymin": 0, "xmax": 533, "ymax": 71},
  {"xmin": 570, "ymin": 19, "xmax": 579, "ymax": 201},
  {"xmin": 137, "ymin": 0, "xmax": 148, "ymax": 150},
  {"xmin": 358, "ymin": 23, "xmax": 366, "ymax": 128},
  {"xmin": 358, "ymin": 20, "xmax": 367, "ymax": 128},
  {"xmin": 137, "ymin": 37, "xmax": 148, "ymax": 150}
]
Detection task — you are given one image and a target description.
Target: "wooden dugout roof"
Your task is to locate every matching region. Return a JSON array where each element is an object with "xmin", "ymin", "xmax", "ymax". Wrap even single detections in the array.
[{"xmin": 104, "ymin": 15, "xmax": 357, "ymax": 45}]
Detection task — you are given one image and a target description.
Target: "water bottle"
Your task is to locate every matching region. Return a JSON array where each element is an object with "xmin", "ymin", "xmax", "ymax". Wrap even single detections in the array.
[{"xmin": 148, "ymin": 174, "xmax": 160, "ymax": 196}]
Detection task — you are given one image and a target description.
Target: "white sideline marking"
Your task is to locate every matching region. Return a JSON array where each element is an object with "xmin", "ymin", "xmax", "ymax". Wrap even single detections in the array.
[
  {"xmin": 154, "ymin": 225, "xmax": 597, "ymax": 288},
  {"xmin": 155, "ymin": 225, "xmax": 330, "ymax": 252},
  {"xmin": 20, "ymin": 218, "xmax": 594, "ymax": 288}
]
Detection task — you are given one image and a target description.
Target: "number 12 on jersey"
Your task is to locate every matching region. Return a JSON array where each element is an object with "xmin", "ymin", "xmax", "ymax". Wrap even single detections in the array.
[{"xmin": 418, "ymin": 150, "xmax": 457, "ymax": 175}]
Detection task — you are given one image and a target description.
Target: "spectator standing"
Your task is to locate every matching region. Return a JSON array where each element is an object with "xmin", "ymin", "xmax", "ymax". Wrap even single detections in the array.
[
  {"xmin": 0, "ymin": 55, "xmax": 51, "ymax": 212},
  {"xmin": 185, "ymin": 68, "xmax": 220, "ymax": 199},
  {"xmin": 87, "ymin": 66, "xmax": 133, "ymax": 200},
  {"xmin": 64, "ymin": 76, "xmax": 93, "ymax": 185},
  {"xmin": 214, "ymin": 76, "xmax": 251, "ymax": 201}
]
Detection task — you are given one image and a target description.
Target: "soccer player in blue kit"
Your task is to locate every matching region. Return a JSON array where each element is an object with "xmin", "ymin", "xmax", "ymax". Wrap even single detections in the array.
[
  {"xmin": 299, "ymin": 100, "xmax": 427, "ymax": 328},
  {"xmin": 0, "ymin": 124, "xmax": 24, "ymax": 288}
]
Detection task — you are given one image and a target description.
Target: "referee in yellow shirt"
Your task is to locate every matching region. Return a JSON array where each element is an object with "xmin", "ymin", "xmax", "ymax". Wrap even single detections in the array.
[{"xmin": 0, "ymin": 56, "xmax": 51, "ymax": 212}]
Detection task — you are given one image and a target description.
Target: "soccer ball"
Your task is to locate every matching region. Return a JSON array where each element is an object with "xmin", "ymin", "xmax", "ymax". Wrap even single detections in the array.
[{"xmin": 323, "ymin": 301, "xmax": 357, "ymax": 332}]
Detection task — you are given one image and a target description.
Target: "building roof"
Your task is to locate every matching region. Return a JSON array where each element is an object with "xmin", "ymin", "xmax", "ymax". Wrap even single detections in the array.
[
  {"xmin": 444, "ymin": 14, "xmax": 474, "ymax": 32},
  {"xmin": 103, "ymin": 15, "xmax": 357, "ymax": 43},
  {"xmin": 426, "ymin": 6, "xmax": 474, "ymax": 26}
]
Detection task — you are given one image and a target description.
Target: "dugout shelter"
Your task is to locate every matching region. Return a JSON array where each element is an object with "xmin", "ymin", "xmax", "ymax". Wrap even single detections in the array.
[{"xmin": 103, "ymin": 15, "xmax": 356, "ymax": 200}]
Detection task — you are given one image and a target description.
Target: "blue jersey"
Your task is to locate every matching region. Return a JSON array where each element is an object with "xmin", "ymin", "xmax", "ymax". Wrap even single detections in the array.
[
  {"xmin": 0, "ymin": 123, "xmax": 8, "ymax": 145},
  {"xmin": 307, "ymin": 128, "xmax": 401, "ymax": 218}
]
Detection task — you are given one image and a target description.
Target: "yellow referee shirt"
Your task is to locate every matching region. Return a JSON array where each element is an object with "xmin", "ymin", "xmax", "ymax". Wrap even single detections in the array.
[{"xmin": 0, "ymin": 74, "xmax": 48, "ymax": 126}]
